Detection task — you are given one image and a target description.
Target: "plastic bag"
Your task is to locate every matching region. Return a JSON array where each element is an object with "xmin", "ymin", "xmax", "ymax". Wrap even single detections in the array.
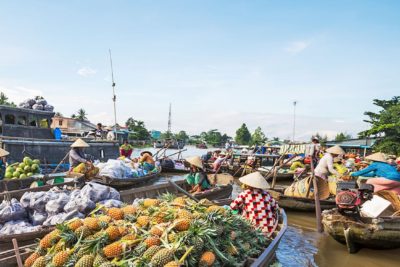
[
  {"xmin": 30, "ymin": 210, "xmax": 48, "ymax": 226},
  {"xmin": 99, "ymin": 199, "xmax": 123, "ymax": 208},
  {"xmin": 44, "ymin": 104, "xmax": 54, "ymax": 112},
  {"xmin": 80, "ymin": 182, "xmax": 112, "ymax": 202},
  {"xmin": 0, "ymin": 199, "xmax": 27, "ymax": 223},
  {"xmin": 64, "ymin": 196, "xmax": 95, "ymax": 214},
  {"xmin": 36, "ymin": 99, "xmax": 47, "ymax": 106},
  {"xmin": 46, "ymin": 193, "xmax": 70, "ymax": 215},
  {"xmin": 32, "ymin": 104, "xmax": 44, "ymax": 110}
]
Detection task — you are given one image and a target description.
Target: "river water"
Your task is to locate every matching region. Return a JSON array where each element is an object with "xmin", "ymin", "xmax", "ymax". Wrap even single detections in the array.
[{"xmin": 134, "ymin": 146, "xmax": 400, "ymax": 267}]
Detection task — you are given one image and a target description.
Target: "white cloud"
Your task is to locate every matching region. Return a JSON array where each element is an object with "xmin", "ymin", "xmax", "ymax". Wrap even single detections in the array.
[
  {"xmin": 77, "ymin": 67, "xmax": 97, "ymax": 77},
  {"xmin": 285, "ymin": 41, "xmax": 311, "ymax": 54}
]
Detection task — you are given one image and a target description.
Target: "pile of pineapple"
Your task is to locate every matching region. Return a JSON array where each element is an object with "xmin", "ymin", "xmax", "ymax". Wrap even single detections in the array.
[{"xmin": 24, "ymin": 194, "xmax": 270, "ymax": 267}]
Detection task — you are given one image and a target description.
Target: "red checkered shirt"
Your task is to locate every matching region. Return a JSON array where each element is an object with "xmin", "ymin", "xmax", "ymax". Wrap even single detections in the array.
[{"xmin": 230, "ymin": 189, "xmax": 278, "ymax": 233}]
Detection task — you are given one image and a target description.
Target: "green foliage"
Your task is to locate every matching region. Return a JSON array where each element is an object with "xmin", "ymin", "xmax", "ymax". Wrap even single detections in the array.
[
  {"xmin": 189, "ymin": 130, "xmax": 230, "ymax": 147},
  {"xmin": 251, "ymin": 126, "xmax": 267, "ymax": 145},
  {"xmin": 174, "ymin": 130, "xmax": 189, "ymax": 141},
  {"xmin": 74, "ymin": 108, "xmax": 87, "ymax": 121},
  {"xmin": 334, "ymin": 132, "xmax": 352, "ymax": 142},
  {"xmin": 126, "ymin": 117, "xmax": 150, "ymax": 140},
  {"xmin": 0, "ymin": 92, "xmax": 17, "ymax": 107},
  {"xmin": 313, "ymin": 133, "xmax": 328, "ymax": 146},
  {"xmin": 235, "ymin": 123, "xmax": 251, "ymax": 145},
  {"xmin": 360, "ymin": 96, "xmax": 400, "ymax": 155}
]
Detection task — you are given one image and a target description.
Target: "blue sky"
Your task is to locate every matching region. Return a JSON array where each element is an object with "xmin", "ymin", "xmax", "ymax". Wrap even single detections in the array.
[{"xmin": 1, "ymin": 1, "xmax": 399, "ymax": 140}]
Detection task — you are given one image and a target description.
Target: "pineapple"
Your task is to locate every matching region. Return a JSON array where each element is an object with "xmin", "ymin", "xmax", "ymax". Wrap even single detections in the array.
[
  {"xmin": 149, "ymin": 225, "xmax": 164, "ymax": 237},
  {"xmin": 98, "ymin": 262, "xmax": 116, "ymax": 267},
  {"xmin": 164, "ymin": 261, "xmax": 180, "ymax": 267},
  {"xmin": 177, "ymin": 209, "xmax": 193, "ymax": 220},
  {"xmin": 199, "ymin": 251, "xmax": 216, "ymax": 266},
  {"xmin": 150, "ymin": 248, "xmax": 174, "ymax": 267},
  {"xmin": 227, "ymin": 244, "xmax": 238, "ymax": 255},
  {"xmin": 52, "ymin": 250, "xmax": 71, "ymax": 267},
  {"xmin": 83, "ymin": 217, "xmax": 100, "ymax": 231},
  {"xmin": 192, "ymin": 237, "xmax": 204, "ymax": 254},
  {"xmin": 144, "ymin": 236, "xmax": 161, "ymax": 248},
  {"xmin": 173, "ymin": 197, "xmax": 186, "ymax": 206},
  {"xmin": 39, "ymin": 232, "xmax": 59, "ymax": 249},
  {"xmin": 142, "ymin": 245, "xmax": 161, "ymax": 260},
  {"xmin": 143, "ymin": 198, "xmax": 160, "ymax": 208},
  {"xmin": 105, "ymin": 226, "xmax": 121, "ymax": 241},
  {"xmin": 75, "ymin": 254, "xmax": 94, "ymax": 267},
  {"xmin": 136, "ymin": 215, "xmax": 150, "ymax": 227},
  {"xmin": 167, "ymin": 232, "xmax": 177, "ymax": 243},
  {"xmin": 206, "ymin": 205, "xmax": 225, "ymax": 214},
  {"xmin": 75, "ymin": 226, "xmax": 92, "ymax": 239},
  {"xmin": 98, "ymin": 215, "xmax": 112, "ymax": 223},
  {"xmin": 54, "ymin": 239, "xmax": 66, "ymax": 253},
  {"xmin": 118, "ymin": 226, "xmax": 128, "ymax": 236},
  {"xmin": 174, "ymin": 219, "xmax": 191, "ymax": 231},
  {"xmin": 121, "ymin": 233, "xmax": 136, "ymax": 241},
  {"xmin": 24, "ymin": 252, "xmax": 40, "ymax": 267},
  {"xmin": 121, "ymin": 205, "xmax": 136, "ymax": 215},
  {"xmin": 31, "ymin": 256, "xmax": 46, "ymax": 267},
  {"xmin": 68, "ymin": 219, "xmax": 83, "ymax": 231},
  {"xmin": 107, "ymin": 208, "xmax": 124, "ymax": 220},
  {"xmin": 93, "ymin": 254, "xmax": 107, "ymax": 267},
  {"xmin": 103, "ymin": 241, "xmax": 124, "ymax": 258}
]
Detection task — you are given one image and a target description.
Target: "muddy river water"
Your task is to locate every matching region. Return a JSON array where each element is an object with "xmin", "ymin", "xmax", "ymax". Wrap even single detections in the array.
[{"xmin": 135, "ymin": 146, "xmax": 400, "ymax": 267}]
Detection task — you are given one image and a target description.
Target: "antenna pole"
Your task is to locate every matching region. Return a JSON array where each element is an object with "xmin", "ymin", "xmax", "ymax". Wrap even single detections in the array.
[
  {"xmin": 109, "ymin": 49, "xmax": 117, "ymax": 140},
  {"xmin": 167, "ymin": 103, "xmax": 172, "ymax": 137},
  {"xmin": 292, "ymin": 100, "xmax": 297, "ymax": 143}
]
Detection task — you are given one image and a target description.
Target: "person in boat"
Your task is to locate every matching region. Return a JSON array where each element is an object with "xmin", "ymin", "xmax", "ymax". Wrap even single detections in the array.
[
  {"xmin": 201, "ymin": 151, "xmax": 212, "ymax": 162},
  {"xmin": 120, "ymin": 140, "xmax": 133, "ymax": 158},
  {"xmin": 314, "ymin": 145, "xmax": 345, "ymax": 179},
  {"xmin": 351, "ymin": 152, "xmax": 400, "ymax": 194},
  {"xmin": 69, "ymin": 138, "xmax": 91, "ymax": 169},
  {"xmin": 185, "ymin": 156, "xmax": 211, "ymax": 193},
  {"xmin": 212, "ymin": 151, "xmax": 226, "ymax": 172},
  {"xmin": 307, "ymin": 136, "xmax": 321, "ymax": 166},
  {"xmin": 106, "ymin": 126, "xmax": 115, "ymax": 141},
  {"xmin": 139, "ymin": 151, "xmax": 155, "ymax": 171},
  {"xmin": 95, "ymin": 123, "xmax": 104, "ymax": 140},
  {"xmin": 230, "ymin": 171, "xmax": 278, "ymax": 234},
  {"xmin": 333, "ymin": 157, "xmax": 348, "ymax": 175},
  {"xmin": 290, "ymin": 156, "xmax": 305, "ymax": 171},
  {"xmin": 0, "ymin": 148, "xmax": 10, "ymax": 180}
]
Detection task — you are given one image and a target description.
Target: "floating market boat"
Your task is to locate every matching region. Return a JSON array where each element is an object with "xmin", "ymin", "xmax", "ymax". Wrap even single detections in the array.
[
  {"xmin": 91, "ymin": 169, "xmax": 161, "ymax": 189},
  {"xmin": 0, "ymin": 172, "xmax": 84, "ymax": 201},
  {"xmin": 322, "ymin": 208, "xmax": 400, "ymax": 253},
  {"xmin": 267, "ymin": 187, "xmax": 336, "ymax": 211},
  {"xmin": 119, "ymin": 179, "xmax": 233, "ymax": 203}
]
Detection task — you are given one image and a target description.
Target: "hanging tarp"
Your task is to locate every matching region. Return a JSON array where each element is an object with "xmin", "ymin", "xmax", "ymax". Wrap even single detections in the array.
[{"xmin": 280, "ymin": 144, "xmax": 309, "ymax": 155}]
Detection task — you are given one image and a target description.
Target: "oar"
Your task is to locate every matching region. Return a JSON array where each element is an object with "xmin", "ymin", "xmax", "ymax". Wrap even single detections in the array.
[
  {"xmin": 52, "ymin": 151, "xmax": 70, "ymax": 174},
  {"xmin": 167, "ymin": 178, "xmax": 199, "ymax": 202},
  {"xmin": 158, "ymin": 149, "xmax": 188, "ymax": 161}
]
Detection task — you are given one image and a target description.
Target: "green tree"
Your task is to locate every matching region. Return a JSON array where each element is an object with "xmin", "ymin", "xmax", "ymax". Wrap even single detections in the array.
[
  {"xmin": 0, "ymin": 92, "xmax": 17, "ymax": 107},
  {"xmin": 126, "ymin": 117, "xmax": 150, "ymax": 140},
  {"xmin": 75, "ymin": 108, "xmax": 87, "ymax": 121},
  {"xmin": 175, "ymin": 130, "xmax": 189, "ymax": 141},
  {"xmin": 335, "ymin": 132, "xmax": 352, "ymax": 142},
  {"xmin": 235, "ymin": 123, "xmax": 251, "ymax": 145},
  {"xmin": 204, "ymin": 129, "xmax": 222, "ymax": 147},
  {"xmin": 359, "ymin": 96, "xmax": 400, "ymax": 155},
  {"xmin": 251, "ymin": 126, "xmax": 267, "ymax": 145}
]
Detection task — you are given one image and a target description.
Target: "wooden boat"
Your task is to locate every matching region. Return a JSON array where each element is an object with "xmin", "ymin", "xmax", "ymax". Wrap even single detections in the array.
[
  {"xmin": 268, "ymin": 187, "xmax": 336, "ymax": 212},
  {"xmin": 119, "ymin": 179, "xmax": 233, "ymax": 203},
  {"xmin": 0, "ymin": 172, "xmax": 84, "ymax": 201},
  {"xmin": 92, "ymin": 170, "xmax": 160, "ymax": 189},
  {"xmin": 0, "ymin": 205, "xmax": 287, "ymax": 267},
  {"xmin": 322, "ymin": 208, "xmax": 400, "ymax": 253}
]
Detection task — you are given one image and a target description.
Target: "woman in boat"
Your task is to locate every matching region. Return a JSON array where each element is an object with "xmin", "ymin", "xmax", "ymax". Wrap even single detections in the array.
[
  {"xmin": 69, "ymin": 138, "xmax": 91, "ymax": 169},
  {"xmin": 185, "ymin": 156, "xmax": 211, "ymax": 193},
  {"xmin": 212, "ymin": 152, "xmax": 226, "ymax": 172},
  {"xmin": 314, "ymin": 145, "xmax": 345, "ymax": 179},
  {"xmin": 139, "ymin": 151, "xmax": 155, "ymax": 172},
  {"xmin": 351, "ymin": 152, "xmax": 400, "ymax": 194},
  {"xmin": 230, "ymin": 171, "xmax": 278, "ymax": 234},
  {"xmin": 0, "ymin": 148, "xmax": 10, "ymax": 180},
  {"xmin": 119, "ymin": 140, "xmax": 133, "ymax": 158}
]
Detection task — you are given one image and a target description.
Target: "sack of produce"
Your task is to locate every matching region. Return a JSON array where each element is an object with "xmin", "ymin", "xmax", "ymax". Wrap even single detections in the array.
[
  {"xmin": 32, "ymin": 104, "xmax": 44, "ymax": 110},
  {"xmin": 64, "ymin": 195, "xmax": 96, "ymax": 214},
  {"xmin": 45, "ymin": 192, "xmax": 70, "ymax": 215},
  {"xmin": 43, "ymin": 210, "xmax": 84, "ymax": 226},
  {"xmin": 0, "ymin": 220, "xmax": 41, "ymax": 235},
  {"xmin": 80, "ymin": 182, "xmax": 120, "ymax": 202},
  {"xmin": 30, "ymin": 210, "xmax": 48, "ymax": 226},
  {"xmin": 99, "ymin": 199, "xmax": 123, "ymax": 208},
  {"xmin": 0, "ymin": 199, "xmax": 27, "ymax": 223},
  {"xmin": 44, "ymin": 104, "xmax": 54, "ymax": 111},
  {"xmin": 36, "ymin": 98, "xmax": 47, "ymax": 106}
]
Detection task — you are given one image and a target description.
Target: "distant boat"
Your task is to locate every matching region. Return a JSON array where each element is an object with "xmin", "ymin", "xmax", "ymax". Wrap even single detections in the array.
[{"xmin": 153, "ymin": 138, "xmax": 185, "ymax": 149}]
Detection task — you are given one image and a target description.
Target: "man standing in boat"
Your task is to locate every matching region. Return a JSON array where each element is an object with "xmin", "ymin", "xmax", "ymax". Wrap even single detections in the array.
[
  {"xmin": 69, "ymin": 138, "xmax": 91, "ymax": 169},
  {"xmin": 314, "ymin": 145, "xmax": 345, "ymax": 179}
]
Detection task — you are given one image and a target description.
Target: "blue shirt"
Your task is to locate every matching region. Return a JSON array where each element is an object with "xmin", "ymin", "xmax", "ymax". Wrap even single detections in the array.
[{"xmin": 351, "ymin": 162, "xmax": 400, "ymax": 181}]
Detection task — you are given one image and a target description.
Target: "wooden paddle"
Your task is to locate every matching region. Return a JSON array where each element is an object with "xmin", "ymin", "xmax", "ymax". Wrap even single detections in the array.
[
  {"xmin": 167, "ymin": 178, "xmax": 199, "ymax": 202},
  {"xmin": 158, "ymin": 149, "xmax": 188, "ymax": 161},
  {"xmin": 51, "ymin": 151, "xmax": 70, "ymax": 174}
]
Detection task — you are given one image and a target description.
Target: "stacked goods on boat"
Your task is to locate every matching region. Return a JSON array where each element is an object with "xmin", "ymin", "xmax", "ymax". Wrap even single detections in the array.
[
  {"xmin": 0, "ymin": 183, "xmax": 121, "ymax": 236},
  {"xmin": 24, "ymin": 195, "xmax": 270, "ymax": 267},
  {"xmin": 95, "ymin": 159, "xmax": 158, "ymax": 178},
  {"xmin": 73, "ymin": 163, "xmax": 99, "ymax": 179},
  {"xmin": 18, "ymin": 96, "xmax": 54, "ymax": 112},
  {"xmin": 4, "ymin": 157, "xmax": 40, "ymax": 180}
]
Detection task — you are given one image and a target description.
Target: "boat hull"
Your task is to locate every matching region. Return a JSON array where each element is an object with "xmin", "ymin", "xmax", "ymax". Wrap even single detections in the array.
[{"xmin": 91, "ymin": 172, "xmax": 160, "ymax": 189}]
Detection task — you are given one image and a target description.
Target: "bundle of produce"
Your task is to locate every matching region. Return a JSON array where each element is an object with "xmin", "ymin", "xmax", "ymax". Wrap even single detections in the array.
[
  {"xmin": 3, "ymin": 156, "xmax": 40, "ymax": 180},
  {"xmin": 96, "ymin": 159, "xmax": 143, "ymax": 179},
  {"xmin": 0, "ymin": 183, "xmax": 121, "ymax": 236},
  {"xmin": 18, "ymin": 96, "xmax": 54, "ymax": 112},
  {"xmin": 25, "ymin": 194, "xmax": 270, "ymax": 267},
  {"xmin": 73, "ymin": 163, "xmax": 100, "ymax": 179}
]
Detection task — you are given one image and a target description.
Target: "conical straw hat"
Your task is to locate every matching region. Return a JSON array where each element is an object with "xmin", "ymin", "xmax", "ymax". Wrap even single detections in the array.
[
  {"xmin": 0, "ymin": 148, "xmax": 10, "ymax": 157},
  {"xmin": 185, "ymin": 156, "xmax": 203, "ymax": 169},
  {"xmin": 71, "ymin": 138, "xmax": 90, "ymax": 148},
  {"xmin": 326, "ymin": 145, "xmax": 345, "ymax": 155},
  {"xmin": 365, "ymin": 152, "xmax": 387, "ymax": 163},
  {"xmin": 239, "ymin": 172, "xmax": 270, "ymax": 190}
]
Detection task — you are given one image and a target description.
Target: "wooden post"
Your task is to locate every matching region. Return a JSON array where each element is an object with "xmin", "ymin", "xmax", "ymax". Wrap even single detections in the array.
[
  {"xmin": 12, "ymin": 238, "xmax": 23, "ymax": 267},
  {"xmin": 310, "ymin": 159, "xmax": 323, "ymax": 232}
]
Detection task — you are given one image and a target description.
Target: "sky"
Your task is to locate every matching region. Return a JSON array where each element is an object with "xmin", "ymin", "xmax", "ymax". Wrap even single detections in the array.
[{"xmin": 1, "ymin": 0, "xmax": 399, "ymax": 140}]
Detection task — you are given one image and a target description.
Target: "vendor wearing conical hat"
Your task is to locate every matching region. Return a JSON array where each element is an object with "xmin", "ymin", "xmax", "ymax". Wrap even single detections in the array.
[
  {"xmin": 230, "ymin": 172, "xmax": 278, "ymax": 234},
  {"xmin": 69, "ymin": 138, "xmax": 90, "ymax": 169},
  {"xmin": 0, "ymin": 148, "xmax": 10, "ymax": 180},
  {"xmin": 185, "ymin": 156, "xmax": 211, "ymax": 193},
  {"xmin": 314, "ymin": 145, "xmax": 345, "ymax": 179},
  {"xmin": 351, "ymin": 152, "xmax": 400, "ymax": 194}
]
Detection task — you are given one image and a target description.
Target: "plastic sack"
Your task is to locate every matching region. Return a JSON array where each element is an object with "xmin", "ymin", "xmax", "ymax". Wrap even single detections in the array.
[
  {"xmin": 43, "ymin": 210, "xmax": 83, "ymax": 226},
  {"xmin": 30, "ymin": 210, "xmax": 48, "ymax": 226},
  {"xmin": 46, "ymin": 193, "xmax": 70, "ymax": 215},
  {"xmin": 0, "ymin": 199, "xmax": 27, "ymax": 223},
  {"xmin": 64, "ymin": 196, "xmax": 95, "ymax": 214},
  {"xmin": 44, "ymin": 104, "xmax": 54, "ymax": 112},
  {"xmin": 32, "ymin": 104, "xmax": 44, "ymax": 110},
  {"xmin": 99, "ymin": 199, "xmax": 123, "ymax": 208},
  {"xmin": 0, "ymin": 220, "xmax": 41, "ymax": 235},
  {"xmin": 36, "ymin": 99, "xmax": 47, "ymax": 106},
  {"xmin": 80, "ymin": 182, "xmax": 118, "ymax": 202}
]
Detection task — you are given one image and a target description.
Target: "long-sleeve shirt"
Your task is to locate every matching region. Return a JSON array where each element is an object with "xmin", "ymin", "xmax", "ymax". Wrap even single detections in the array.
[
  {"xmin": 69, "ymin": 149, "xmax": 87, "ymax": 168},
  {"xmin": 230, "ymin": 189, "xmax": 278, "ymax": 234},
  {"xmin": 314, "ymin": 153, "xmax": 339, "ymax": 178},
  {"xmin": 351, "ymin": 162, "xmax": 400, "ymax": 181}
]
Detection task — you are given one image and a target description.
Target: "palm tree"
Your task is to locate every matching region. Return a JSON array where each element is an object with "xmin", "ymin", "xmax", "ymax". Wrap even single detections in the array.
[
  {"xmin": 0, "ymin": 92, "xmax": 9, "ymax": 105},
  {"xmin": 71, "ymin": 114, "xmax": 76, "ymax": 119},
  {"xmin": 75, "ymin": 109, "xmax": 87, "ymax": 121}
]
